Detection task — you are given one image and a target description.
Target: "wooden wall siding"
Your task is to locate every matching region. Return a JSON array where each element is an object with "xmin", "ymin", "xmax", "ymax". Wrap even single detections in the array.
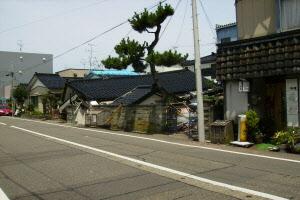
[{"xmin": 216, "ymin": 29, "xmax": 300, "ymax": 81}]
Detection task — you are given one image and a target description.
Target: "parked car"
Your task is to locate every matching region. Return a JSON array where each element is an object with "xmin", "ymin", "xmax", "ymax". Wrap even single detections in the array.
[{"xmin": 0, "ymin": 105, "xmax": 12, "ymax": 116}]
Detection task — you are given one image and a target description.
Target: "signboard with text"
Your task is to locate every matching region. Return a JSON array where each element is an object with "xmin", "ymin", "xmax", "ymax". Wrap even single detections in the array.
[
  {"xmin": 238, "ymin": 81, "xmax": 250, "ymax": 92},
  {"xmin": 286, "ymin": 79, "xmax": 299, "ymax": 127}
]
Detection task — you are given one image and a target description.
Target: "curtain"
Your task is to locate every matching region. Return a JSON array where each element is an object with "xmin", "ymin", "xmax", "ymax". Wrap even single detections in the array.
[{"xmin": 281, "ymin": 0, "xmax": 300, "ymax": 31}]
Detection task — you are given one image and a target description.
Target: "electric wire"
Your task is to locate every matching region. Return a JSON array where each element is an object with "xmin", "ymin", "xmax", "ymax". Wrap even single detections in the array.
[
  {"xmin": 91, "ymin": 0, "xmax": 171, "ymax": 69},
  {"xmin": 198, "ymin": 0, "xmax": 216, "ymax": 39},
  {"xmin": 108, "ymin": 29, "xmax": 132, "ymax": 56},
  {"xmin": 160, "ymin": 0, "xmax": 182, "ymax": 40},
  {"xmin": 173, "ymin": 0, "xmax": 188, "ymax": 48},
  {"xmin": 17, "ymin": 0, "xmax": 168, "ymax": 73},
  {"xmin": 0, "ymin": 0, "xmax": 110, "ymax": 35},
  {"xmin": 108, "ymin": 0, "xmax": 168, "ymax": 56}
]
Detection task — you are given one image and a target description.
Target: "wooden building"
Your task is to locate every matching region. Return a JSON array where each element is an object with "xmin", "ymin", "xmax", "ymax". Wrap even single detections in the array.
[{"xmin": 217, "ymin": 0, "xmax": 300, "ymax": 132}]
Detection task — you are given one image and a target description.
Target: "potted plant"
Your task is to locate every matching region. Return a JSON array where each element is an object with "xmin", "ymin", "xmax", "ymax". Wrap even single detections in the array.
[
  {"xmin": 255, "ymin": 131, "xmax": 264, "ymax": 144},
  {"xmin": 273, "ymin": 130, "xmax": 289, "ymax": 151}
]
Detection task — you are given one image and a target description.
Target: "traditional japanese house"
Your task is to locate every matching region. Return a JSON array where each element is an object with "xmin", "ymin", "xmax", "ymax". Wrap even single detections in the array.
[{"xmin": 217, "ymin": 0, "xmax": 300, "ymax": 132}]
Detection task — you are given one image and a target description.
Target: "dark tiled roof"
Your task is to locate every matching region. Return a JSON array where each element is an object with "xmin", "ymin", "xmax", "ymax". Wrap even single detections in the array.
[
  {"xmin": 216, "ymin": 29, "xmax": 300, "ymax": 80},
  {"xmin": 63, "ymin": 77, "xmax": 84, "ymax": 81},
  {"xmin": 67, "ymin": 69, "xmax": 206, "ymax": 101},
  {"xmin": 36, "ymin": 73, "xmax": 65, "ymax": 89},
  {"xmin": 216, "ymin": 22, "xmax": 237, "ymax": 30},
  {"xmin": 111, "ymin": 85, "xmax": 152, "ymax": 106},
  {"xmin": 182, "ymin": 53, "xmax": 216, "ymax": 66},
  {"xmin": 84, "ymin": 74, "xmax": 131, "ymax": 79}
]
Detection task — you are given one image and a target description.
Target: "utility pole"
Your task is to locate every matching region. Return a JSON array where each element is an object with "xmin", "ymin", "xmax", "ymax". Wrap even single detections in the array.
[
  {"xmin": 87, "ymin": 43, "xmax": 95, "ymax": 70},
  {"xmin": 17, "ymin": 40, "xmax": 23, "ymax": 52},
  {"xmin": 192, "ymin": 0, "xmax": 205, "ymax": 142},
  {"xmin": 11, "ymin": 72, "xmax": 14, "ymax": 117},
  {"xmin": 7, "ymin": 63, "xmax": 22, "ymax": 117},
  {"xmin": 6, "ymin": 70, "xmax": 15, "ymax": 117}
]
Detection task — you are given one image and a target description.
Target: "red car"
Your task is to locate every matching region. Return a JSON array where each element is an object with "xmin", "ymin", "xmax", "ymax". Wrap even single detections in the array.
[{"xmin": 0, "ymin": 105, "xmax": 12, "ymax": 116}]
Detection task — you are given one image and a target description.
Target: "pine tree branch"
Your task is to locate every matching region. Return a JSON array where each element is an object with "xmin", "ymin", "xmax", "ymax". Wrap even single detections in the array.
[
  {"xmin": 145, "ymin": 28, "xmax": 156, "ymax": 34},
  {"xmin": 147, "ymin": 24, "xmax": 161, "ymax": 53}
]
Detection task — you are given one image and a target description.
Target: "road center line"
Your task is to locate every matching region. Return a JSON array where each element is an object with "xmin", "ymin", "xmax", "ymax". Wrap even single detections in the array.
[
  {"xmin": 0, "ymin": 122, "xmax": 7, "ymax": 125},
  {"xmin": 10, "ymin": 125, "xmax": 288, "ymax": 200},
  {"xmin": 7, "ymin": 117, "xmax": 300, "ymax": 164}
]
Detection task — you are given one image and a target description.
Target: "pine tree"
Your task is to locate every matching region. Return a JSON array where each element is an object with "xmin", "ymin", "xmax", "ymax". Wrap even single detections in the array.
[{"xmin": 102, "ymin": 2, "xmax": 188, "ymax": 82}]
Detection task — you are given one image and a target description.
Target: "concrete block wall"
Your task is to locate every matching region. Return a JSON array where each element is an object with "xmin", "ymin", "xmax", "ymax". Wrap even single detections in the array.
[
  {"xmin": 203, "ymin": 101, "xmax": 215, "ymax": 140},
  {"xmin": 89, "ymin": 103, "xmax": 216, "ymax": 136},
  {"xmin": 90, "ymin": 105, "xmax": 166, "ymax": 134}
]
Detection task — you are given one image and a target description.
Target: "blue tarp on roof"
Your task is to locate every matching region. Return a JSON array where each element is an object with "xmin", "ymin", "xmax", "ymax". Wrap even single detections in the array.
[{"xmin": 89, "ymin": 69, "xmax": 139, "ymax": 76}]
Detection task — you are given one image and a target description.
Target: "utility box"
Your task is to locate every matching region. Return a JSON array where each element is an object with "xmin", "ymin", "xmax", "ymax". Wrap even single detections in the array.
[{"xmin": 210, "ymin": 120, "xmax": 234, "ymax": 144}]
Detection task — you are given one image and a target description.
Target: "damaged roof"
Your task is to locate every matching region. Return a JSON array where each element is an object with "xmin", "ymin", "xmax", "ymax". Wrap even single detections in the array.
[
  {"xmin": 35, "ymin": 73, "xmax": 66, "ymax": 89},
  {"xmin": 67, "ymin": 69, "xmax": 205, "ymax": 101},
  {"xmin": 111, "ymin": 85, "xmax": 153, "ymax": 106}
]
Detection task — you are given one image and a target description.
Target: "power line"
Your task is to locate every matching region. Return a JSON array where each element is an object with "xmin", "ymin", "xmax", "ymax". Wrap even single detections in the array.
[
  {"xmin": 102, "ymin": 0, "xmax": 170, "ymax": 69},
  {"xmin": 107, "ymin": 0, "xmax": 168, "ymax": 56},
  {"xmin": 0, "ymin": 0, "xmax": 110, "ymax": 35},
  {"xmin": 198, "ymin": 0, "xmax": 216, "ymax": 39},
  {"xmin": 160, "ymin": 0, "xmax": 183, "ymax": 40},
  {"xmin": 108, "ymin": 28, "xmax": 132, "ymax": 56},
  {"xmin": 19, "ymin": 0, "xmax": 169, "ymax": 73},
  {"xmin": 173, "ymin": 0, "xmax": 188, "ymax": 48},
  {"xmin": 23, "ymin": 21, "xmax": 128, "ymax": 73}
]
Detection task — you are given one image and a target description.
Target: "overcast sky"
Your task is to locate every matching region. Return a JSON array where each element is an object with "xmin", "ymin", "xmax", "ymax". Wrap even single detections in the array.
[{"xmin": 0, "ymin": 0, "xmax": 235, "ymax": 72}]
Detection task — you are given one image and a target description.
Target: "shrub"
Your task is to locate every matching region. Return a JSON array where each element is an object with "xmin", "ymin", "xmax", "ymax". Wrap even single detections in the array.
[
  {"xmin": 273, "ymin": 130, "xmax": 290, "ymax": 146},
  {"xmin": 27, "ymin": 104, "xmax": 35, "ymax": 112},
  {"xmin": 245, "ymin": 109, "xmax": 260, "ymax": 141},
  {"xmin": 273, "ymin": 128, "xmax": 300, "ymax": 153},
  {"xmin": 31, "ymin": 110, "xmax": 44, "ymax": 116},
  {"xmin": 13, "ymin": 85, "xmax": 28, "ymax": 107}
]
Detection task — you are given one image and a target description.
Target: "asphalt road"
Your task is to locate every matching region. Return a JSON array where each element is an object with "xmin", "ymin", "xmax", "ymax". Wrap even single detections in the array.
[{"xmin": 0, "ymin": 117, "xmax": 299, "ymax": 200}]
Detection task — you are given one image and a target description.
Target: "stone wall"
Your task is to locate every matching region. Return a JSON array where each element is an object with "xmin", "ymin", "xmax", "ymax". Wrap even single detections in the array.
[
  {"xmin": 86, "ymin": 102, "xmax": 216, "ymax": 136},
  {"xmin": 87, "ymin": 105, "xmax": 166, "ymax": 134}
]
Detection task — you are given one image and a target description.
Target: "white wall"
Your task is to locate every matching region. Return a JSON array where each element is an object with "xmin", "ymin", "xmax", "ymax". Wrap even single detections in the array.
[
  {"xmin": 4, "ymin": 85, "xmax": 11, "ymax": 99},
  {"xmin": 145, "ymin": 65, "xmax": 183, "ymax": 73},
  {"xmin": 225, "ymin": 81, "xmax": 248, "ymax": 122},
  {"xmin": 139, "ymin": 94, "xmax": 162, "ymax": 105},
  {"xmin": 31, "ymin": 79, "xmax": 46, "ymax": 91},
  {"xmin": 75, "ymin": 108, "xmax": 86, "ymax": 126}
]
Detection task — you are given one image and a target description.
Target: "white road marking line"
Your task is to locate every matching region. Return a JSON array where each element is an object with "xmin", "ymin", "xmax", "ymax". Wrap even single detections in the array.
[
  {"xmin": 0, "ymin": 188, "xmax": 10, "ymax": 200},
  {"xmin": 10, "ymin": 125, "xmax": 288, "ymax": 200},
  {"xmin": 0, "ymin": 122, "xmax": 7, "ymax": 125},
  {"xmin": 7, "ymin": 117, "xmax": 300, "ymax": 164}
]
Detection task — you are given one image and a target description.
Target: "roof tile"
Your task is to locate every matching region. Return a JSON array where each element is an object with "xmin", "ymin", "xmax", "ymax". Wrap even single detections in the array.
[
  {"xmin": 36, "ymin": 73, "xmax": 65, "ymax": 89},
  {"xmin": 68, "ymin": 69, "xmax": 206, "ymax": 101}
]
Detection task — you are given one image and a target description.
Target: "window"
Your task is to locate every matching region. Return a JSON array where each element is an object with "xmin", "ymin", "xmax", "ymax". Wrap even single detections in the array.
[
  {"xmin": 281, "ymin": 0, "xmax": 300, "ymax": 31},
  {"xmin": 31, "ymin": 96, "xmax": 38, "ymax": 108},
  {"xmin": 73, "ymin": 73, "xmax": 78, "ymax": 77},
  {"xmin": 221, "ymin": 37, "xmax": 231, "ymax": 43}
]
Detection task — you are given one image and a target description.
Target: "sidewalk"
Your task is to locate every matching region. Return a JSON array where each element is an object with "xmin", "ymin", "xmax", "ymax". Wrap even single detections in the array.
[{"xmin": 20, "ymin": 117, "xmax": 300, "ymax": 161}]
